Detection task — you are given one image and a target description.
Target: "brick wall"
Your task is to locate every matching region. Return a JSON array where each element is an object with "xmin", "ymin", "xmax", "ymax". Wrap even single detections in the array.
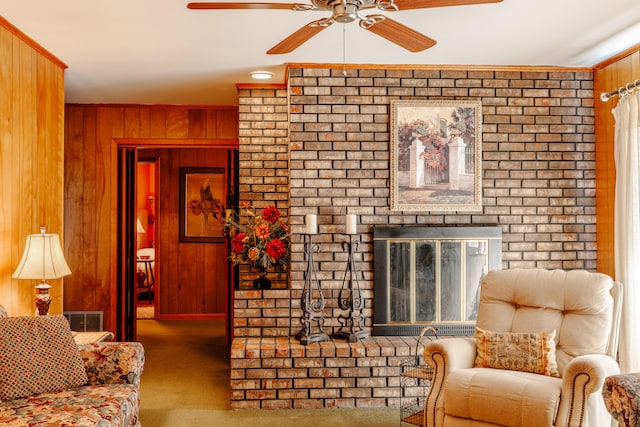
[
  {"xmin": 236, "ymin": 86, "xmax": 290, "ymax": 290},
  {"xmin": 236, "ymin": 66, "xmax": 596, "ymax": 339},
  {"xmin": 233, "ymin": 66, "xmax": 596, "ymax": 408}
]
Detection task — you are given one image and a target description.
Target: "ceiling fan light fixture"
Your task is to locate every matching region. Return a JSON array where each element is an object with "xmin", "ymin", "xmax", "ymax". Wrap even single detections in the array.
[
  {"xmin": 189, "ymin": 0, "xmax": 503, "ymax": 55},
  {"xmin": 333, "ymin": 2, "xmax": 359, "ymax": 23},
  {"xmin": 249, "ymin": 70, "xmax": 274, "ymax": 80}
]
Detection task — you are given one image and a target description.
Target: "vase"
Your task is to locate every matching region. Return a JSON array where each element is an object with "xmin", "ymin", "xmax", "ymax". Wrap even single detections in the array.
[{"xmin": 253, "ymin": 269, "xmax": 272, "ymax": 290}]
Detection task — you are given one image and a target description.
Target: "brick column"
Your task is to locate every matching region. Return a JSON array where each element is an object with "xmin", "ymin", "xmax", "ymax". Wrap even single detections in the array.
[{"xmin": 236, "ymin": 86, "xmax": 292, "ymax": 337}]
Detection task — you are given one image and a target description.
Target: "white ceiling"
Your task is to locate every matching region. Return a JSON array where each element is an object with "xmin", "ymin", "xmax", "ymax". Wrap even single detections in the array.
[{"xmin": 2, "ymin": 0, "xmax": 640, "ymax": 106}]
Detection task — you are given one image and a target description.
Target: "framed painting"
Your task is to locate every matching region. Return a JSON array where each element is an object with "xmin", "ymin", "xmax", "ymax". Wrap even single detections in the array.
[
  {"xmin": 390, "ymin": 99, "xmax": 483, "ymax": 212},
  {"xmin": 179, "ymin": 167, "xmax": 227, "ymax": 243}
]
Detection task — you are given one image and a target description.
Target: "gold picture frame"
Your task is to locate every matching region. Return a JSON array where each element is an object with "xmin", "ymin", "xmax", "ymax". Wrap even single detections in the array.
[
  {"xmin": 390, "ymin": 99, "xmax": 483, "ymax": 212},
  {"xmin": 179, "ymin": 167, "xmax": 227, "ymax": 243}
]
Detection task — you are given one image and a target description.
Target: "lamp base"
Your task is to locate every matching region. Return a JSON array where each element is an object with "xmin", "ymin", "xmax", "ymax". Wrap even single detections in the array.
[{"xmin": 35, "ymin": 283, "xmax": 51, "ymax": 316}]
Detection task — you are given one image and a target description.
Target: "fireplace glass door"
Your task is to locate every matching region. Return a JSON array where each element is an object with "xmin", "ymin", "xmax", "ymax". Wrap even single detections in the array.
[
  {"xmin": 373, "ymin": 226, "xmax": 502, "ymax": 336},
  {"xmin": 388, "ymin": 239, "xmax": 488, "ymax": 326}
]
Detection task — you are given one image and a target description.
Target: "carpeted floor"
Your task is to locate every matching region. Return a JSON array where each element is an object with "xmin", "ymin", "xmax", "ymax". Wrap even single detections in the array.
[{"xmin": 136, "ymin": 319, "xmax": 399, "ymax": 427}]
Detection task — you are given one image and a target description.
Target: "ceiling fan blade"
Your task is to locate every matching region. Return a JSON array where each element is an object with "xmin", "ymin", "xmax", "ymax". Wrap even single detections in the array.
[
  {"xmin": 364, "ymin": 16, "xmax": 436, "ymax": 52},
  {"xmin": 267, "ymin": 22, "xmax": 328, "ymax": 54},
  {"xmin": 392, "ymin": 0, "xmax": 503, "ymax": 10},
  {"xmin": 187, "ymin": 2, "xmax": 302, "ymax": 10}
]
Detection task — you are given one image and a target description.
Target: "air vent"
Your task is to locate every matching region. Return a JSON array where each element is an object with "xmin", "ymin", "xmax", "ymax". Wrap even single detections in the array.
[
  {"xmin": 373, "ymin": 323, "xmax": 475, "ymax": 337},
  {"xmin": 64, "ymin": 311, "xmax": 103, "ymax": 332}
]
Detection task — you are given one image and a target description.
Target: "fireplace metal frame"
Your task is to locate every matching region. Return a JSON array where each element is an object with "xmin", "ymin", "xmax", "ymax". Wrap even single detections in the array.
[{"xmin": 373, "ymin": 225, "xmax": 502, "ymax": 336}]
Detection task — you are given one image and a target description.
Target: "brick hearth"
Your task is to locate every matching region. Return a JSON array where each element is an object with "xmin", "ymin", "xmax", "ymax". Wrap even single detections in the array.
[{"xmin": 230, "ymin": 335, "xmax": 428, "ymax": 410}]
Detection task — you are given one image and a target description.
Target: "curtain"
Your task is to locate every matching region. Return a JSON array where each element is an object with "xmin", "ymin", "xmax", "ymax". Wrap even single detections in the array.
[{"xmin": 614, "ymin": 90, "xmax": 640, "ymax": 373}]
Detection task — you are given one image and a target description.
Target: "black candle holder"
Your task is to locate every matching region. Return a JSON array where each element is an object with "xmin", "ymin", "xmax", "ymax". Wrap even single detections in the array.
[
  {"xmin": 295, "ymin": 233, "xmax": 329, "ymax": 345},
  {"xmin": 333, "ymin": 234, "xmax": 369, "ymax": 342}
]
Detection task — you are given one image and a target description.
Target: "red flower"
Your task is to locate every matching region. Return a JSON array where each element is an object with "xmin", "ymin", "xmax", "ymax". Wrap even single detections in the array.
[
  {"xmin": 231, "ymin": 233, "xmax": 246, "ymax": 254},
  {"xmin": 265, "ymin": 238, "xmax": 287, "ymax": 260},
  {"xmin": 262, "ymin": 205, "xmax": 280, "ymax": 224}
]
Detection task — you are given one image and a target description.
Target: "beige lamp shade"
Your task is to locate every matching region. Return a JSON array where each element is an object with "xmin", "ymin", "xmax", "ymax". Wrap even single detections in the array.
[
  {"xmin": 137, "ymin": 218, "xmax": 146, "ymax": 233},
  {"xmin": 12, "ymin": 227, "xmax": 72, "ymax": 280}
]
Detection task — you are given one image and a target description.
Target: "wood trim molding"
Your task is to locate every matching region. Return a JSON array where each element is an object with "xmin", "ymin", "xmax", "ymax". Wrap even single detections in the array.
[
  {"xmin": 285, "ymin": 62, "xmax": 594, "ymax": 73},
  {"xmin": 157, "ymin": 313, "xmax": 226, "ymax": 320},
  {"xmin": 236, "ymin": 83, "xmax": 287, "ymax": 90},
  {"xmin": 65, "ymin": 103, "xmax": 239, "ymax": 110},
  {"xmin": 0, "ymin": 16, "xmax": 67, "ymax": 69},
  {"xmin": 594, "ymin": 44, "xmax": 640, "ymax": 70},
  {"xmin": 113, "ymin": 138, "xmax": 238, "ymax": 149}
]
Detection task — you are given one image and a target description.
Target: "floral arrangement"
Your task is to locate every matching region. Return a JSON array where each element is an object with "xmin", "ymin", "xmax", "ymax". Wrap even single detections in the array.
[{"xmin": 226, "ymin": 202, "xmax": 290, "ymax": 272}]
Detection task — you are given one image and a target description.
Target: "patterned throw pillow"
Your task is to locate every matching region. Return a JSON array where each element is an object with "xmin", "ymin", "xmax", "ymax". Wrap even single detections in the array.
[
  {"xmin": 0, "ymin": 304, "xmax": 7, "ymax": 318},
  {"xmin": 0, "ymin": 315, "xmax": 88, "ymax": 401},
  {"xmin": 474, "ymin": 327, "xmax": 559, "ymax": 377}
]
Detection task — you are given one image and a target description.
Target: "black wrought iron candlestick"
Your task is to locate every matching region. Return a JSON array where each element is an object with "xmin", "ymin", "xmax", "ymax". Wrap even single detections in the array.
[
  {"xmin": 295, "ymin": 233, "xmax": 330, "ymax": 345},
  {"xmin": 333, "ymin": 234, "xmax": 369, "ymax": 342}
]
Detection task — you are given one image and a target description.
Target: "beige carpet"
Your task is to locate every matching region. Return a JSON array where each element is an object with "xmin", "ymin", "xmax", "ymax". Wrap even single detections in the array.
[{"xmin": 136, "ymin": 320, "xmax": 399, "ymax": 427}]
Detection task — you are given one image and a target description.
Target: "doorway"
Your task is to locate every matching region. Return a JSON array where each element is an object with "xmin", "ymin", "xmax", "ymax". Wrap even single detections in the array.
[
  {"xmin": 135, "ymin": 159, "xmax": 158, "ymax": 321},
  {"xmin": 118, "ymin": 144, "xmax": 237, "ymax": 342}
]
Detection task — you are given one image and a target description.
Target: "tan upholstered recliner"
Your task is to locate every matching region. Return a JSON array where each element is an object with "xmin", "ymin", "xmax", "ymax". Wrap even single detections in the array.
[{"xmin": 423, "ymin": 268, "xmax": 622, "ymax": 427}]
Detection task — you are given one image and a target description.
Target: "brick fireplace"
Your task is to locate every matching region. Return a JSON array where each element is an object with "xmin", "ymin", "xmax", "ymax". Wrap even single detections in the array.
[{"xmin": 231, "ymin": 65, "xmax": 597, "ymax": 409}]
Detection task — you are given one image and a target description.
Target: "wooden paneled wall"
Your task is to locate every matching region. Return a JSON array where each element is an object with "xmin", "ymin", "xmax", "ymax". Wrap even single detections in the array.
[
  {"xmin": 64, "ymin": 104, "xmax": 238, "ymax": 334},
  {"xmin": 594, "ymin": 46, "xmax": 640, "ymax": 277},
  {"xmin": 0, "ymin": 18, "xmax": 66, "ymax": 316}
]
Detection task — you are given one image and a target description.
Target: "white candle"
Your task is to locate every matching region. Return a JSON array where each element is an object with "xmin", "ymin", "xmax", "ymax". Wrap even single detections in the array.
[
  {"xmin": 305, "ymin": 214, "xmax": 318, "ymax": 235},
  {"xmin": 346, "ymin": 214, "xmax": 357, "ymax": 234}
]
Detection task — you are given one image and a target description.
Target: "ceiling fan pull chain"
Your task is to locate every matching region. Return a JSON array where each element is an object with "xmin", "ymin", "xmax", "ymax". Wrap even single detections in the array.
[{"xmin": 342, "ymin": 25, "xmax": 347, "ymax": 76}]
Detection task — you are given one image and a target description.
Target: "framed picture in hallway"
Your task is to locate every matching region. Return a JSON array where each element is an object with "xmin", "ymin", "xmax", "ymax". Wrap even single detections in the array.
[
  {"xmin": 179, "ymin": 167, "xmax": 227, "ymax": 243},
  {"xmin": 390, "ymin": 99, "xmax": 483, "ymax": 212}
]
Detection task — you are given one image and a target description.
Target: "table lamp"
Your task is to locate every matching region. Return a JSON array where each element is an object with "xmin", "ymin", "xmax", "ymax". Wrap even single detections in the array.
[
  {"xmin": 12, "ymin": 227, "xmax": 72, "ymax": 315},
  {"xmin": 137, "ymin": 218, "xmax": 146, "ymax": 233}
]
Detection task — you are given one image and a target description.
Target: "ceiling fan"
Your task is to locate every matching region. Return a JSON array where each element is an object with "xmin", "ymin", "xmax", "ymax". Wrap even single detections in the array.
[{"xmin": 187, "ymin": 0, "xmax": 503, "ymax": 54}]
